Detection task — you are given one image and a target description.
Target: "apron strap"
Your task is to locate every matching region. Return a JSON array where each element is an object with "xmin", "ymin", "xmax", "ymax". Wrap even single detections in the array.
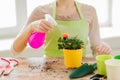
[
  {"xmin": 52, "ymin": 0, "xmax": 85, "ymax": 20},
  {"xmin": 52, "ymin": 0, "xmax": 57, "ymax": 19},
  {"xmin": 75, "ymin": 1, "xmax": 84, "ymax": 19}
]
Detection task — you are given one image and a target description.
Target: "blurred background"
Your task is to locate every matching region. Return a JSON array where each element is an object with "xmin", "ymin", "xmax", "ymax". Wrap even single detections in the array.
[{"xmin": 0, "ymin": 0, "xmax": 120, "ymax": 57}]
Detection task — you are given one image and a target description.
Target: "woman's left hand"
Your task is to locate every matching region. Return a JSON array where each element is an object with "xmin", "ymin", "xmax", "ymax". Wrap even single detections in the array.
[{"xmin": 96, "ymin": 42, "xmax": 112, "ymax": 55}]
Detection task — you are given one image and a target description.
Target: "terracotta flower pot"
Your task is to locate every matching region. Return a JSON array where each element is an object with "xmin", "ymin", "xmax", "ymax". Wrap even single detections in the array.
[{"xmin": 63, "ymin": 48, "xmax": 83, "ymax": 68}]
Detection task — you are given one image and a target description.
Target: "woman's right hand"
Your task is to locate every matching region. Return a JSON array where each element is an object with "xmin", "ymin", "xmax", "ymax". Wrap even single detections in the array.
[
  {"xmin": 29, "ymin": 19, "xmax": 54, "ymax": 33},
  {"xmin": 11, "ymin": 19, "xmax": 54, "ymax": 55}
]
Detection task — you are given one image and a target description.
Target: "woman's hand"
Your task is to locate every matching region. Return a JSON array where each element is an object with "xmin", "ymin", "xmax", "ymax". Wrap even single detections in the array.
[
  {"xmin": 96, "ymin": 42, "xmax": 112, "ymax": 55},
  {"xmin": 11, "ymin": 19, "xmax": 54, "ymax": 55},
  {"xmin": 30, "ymin": 19, "xmax": 53, "ymax": 33}
]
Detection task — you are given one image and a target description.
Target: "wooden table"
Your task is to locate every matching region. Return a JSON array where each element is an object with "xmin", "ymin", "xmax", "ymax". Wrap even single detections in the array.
[{"xmin": 0, "ymin": 57, "xmax": 97, "ymax": 80}]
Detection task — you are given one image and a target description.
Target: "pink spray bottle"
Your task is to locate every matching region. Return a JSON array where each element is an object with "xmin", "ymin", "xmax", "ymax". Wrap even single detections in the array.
[{"xmin": 28, "ymin": 14, "xmax": 57, "ymax": 49}]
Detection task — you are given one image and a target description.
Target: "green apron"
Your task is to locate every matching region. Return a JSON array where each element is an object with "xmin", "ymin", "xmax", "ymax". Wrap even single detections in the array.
[{"xmin": 44, "ymin": 1, "xmax": 89, "ymax": 57}]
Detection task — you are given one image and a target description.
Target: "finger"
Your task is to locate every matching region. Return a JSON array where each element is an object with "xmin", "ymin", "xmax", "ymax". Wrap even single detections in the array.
[
  {"xmin": 100, "ymin": 46, "xmax": 106, "ymax": 54},
  {"xmin": 33, "ymin": 25, "xmax": 44, "ymax": 32},
  {"xmin": 105, "ymin": 48, "xmax": 112, "ymax": 54},
  {"xmin": 39, "ymin": 22, "xmax": 49, "ymax": 32},
  {"xmin": 39, "ymin": 21, "xmax": 53, "ymax": 32},
  {"xmin": 96, "ymin": 45, "xmax": 102, "ymax": 52},
  {"xmin": 42, "ymin": 20, "xmax": 53, "ymax": 28},
  {"xmin": 100, "ymin": 47, "xmax": 111, "ymax": 55},
  {"xmin": 96, "ymin": 46, "xmax": 105, "ymax": 54},
  {"xmin": 41, "ymin": 22, "xmax": 53, "ymax": 31},
  {"xmin": 105, "ymin": 48, "xmax": 111, "ymax": 53}
]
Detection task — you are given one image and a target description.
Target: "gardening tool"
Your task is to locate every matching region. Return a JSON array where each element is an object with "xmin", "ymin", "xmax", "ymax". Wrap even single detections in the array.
[
  {"xmin": 69, "ymin": 63, "xmax": 97, "ymax": 78},
  {"xmin": 0, "ymin": 58, "xmax": 19, "ymax": 76}
]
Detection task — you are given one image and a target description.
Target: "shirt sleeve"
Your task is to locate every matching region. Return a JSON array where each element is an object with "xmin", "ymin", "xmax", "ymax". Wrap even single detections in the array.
[
  {"xmin": 25, "ymin": 6, "xmax": 47, "ymax": 27},
  {"xmin": 24, "ymin": 3, "xmax": 54, "ymax": 28},
  {"xmin": 88, "ymin": 7, "xmax": 102, "ymax": 56}
]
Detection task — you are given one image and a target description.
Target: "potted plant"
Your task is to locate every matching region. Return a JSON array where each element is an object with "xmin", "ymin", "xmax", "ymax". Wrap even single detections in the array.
[{"xmin": 58, "ymin": 33, "xmax": 84, "ymax": 68}]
